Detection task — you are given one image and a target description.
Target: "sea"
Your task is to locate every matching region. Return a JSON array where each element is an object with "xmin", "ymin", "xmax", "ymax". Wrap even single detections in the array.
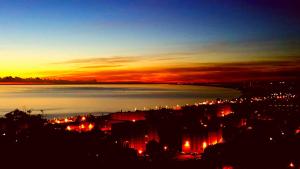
[{"xmin": 0, "ymin": 84, "xmax": 240, "ymax": 118}]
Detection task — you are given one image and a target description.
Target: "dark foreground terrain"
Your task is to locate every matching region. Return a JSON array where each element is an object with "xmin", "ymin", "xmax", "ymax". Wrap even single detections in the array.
[{"xmin": 0, "ymin": 80, "xmax": 299, "ymax": 169}]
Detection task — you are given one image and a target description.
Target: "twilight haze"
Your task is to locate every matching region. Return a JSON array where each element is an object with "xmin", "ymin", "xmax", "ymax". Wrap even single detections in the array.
[{"xmin": 0, "ymin": 0, "xmax": 299, "ymax": 83}]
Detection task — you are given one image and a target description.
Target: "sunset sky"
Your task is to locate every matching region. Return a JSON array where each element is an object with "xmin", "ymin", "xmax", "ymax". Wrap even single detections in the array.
[{"xmin": 0, "ymin": 0, "xmax": 299, "ymax": 83}]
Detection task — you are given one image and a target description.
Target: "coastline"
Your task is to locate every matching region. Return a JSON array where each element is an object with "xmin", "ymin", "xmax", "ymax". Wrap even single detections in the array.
[{"xmin": 0, "ymin": 84, "xmax": 241, "ymax": 119}]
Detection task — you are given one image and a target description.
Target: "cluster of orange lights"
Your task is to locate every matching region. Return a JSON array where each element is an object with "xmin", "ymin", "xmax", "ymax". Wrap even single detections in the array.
[
  {"xmin": 217, "ymin": 106, "xmax": 234, "ymax": 117},
  {"xmin": 183, "ymin": 140, "xmax": 208, "ymax": 151},
  {"xmin": 173, "ymin": 105, "xmax": 182, "ymax": 110},
  {"xmin": 121, "ymin": 131, "xmax": 160, "ymax": 156},
  {"xmin": 182, "ymin": 133, "xmax": 223, "ymax": 154},
  {"xmin": 66, "ymin": 123, "xmax": 95, "ymax": 132},
  {"xmin": 50, "ymin": 116, "xmax": 87, "ymax": 124},
  {"xmin": 50, "ymin": 118, "xmax": 75, "ymax": 124}
]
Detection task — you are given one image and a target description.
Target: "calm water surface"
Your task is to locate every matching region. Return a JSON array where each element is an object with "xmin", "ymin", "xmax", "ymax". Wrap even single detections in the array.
[{"xmin": 0, "ymin": 84, "xmax": 240, "ymax": 117}]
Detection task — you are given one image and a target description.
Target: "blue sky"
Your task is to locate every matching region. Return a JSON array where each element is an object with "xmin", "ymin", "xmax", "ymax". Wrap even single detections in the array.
[
  {"xmin": 0, "ymin": 0, "xmax": 299, "ymax": 81},
  {"xmin": 1, "ymin": 0, "xmax": 299, "ymax": 49}
]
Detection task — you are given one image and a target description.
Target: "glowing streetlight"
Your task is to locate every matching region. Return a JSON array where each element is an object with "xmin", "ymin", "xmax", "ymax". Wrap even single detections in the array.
[
  {"xmin": 88, "ymin": 123, "xmax": 94, "ymax": 130},
  {"xmin": 184, "ymin": 141, "xmax": 190, "ymax": 148},
  {"xmin": 202, "ymin": 142, "xmax": 207, "ymax": 149},
  {"xmin": 289, "ymin": 162, "xmax": 295, "ymax": 168},
  {"xmin": 163, "ymin": 146, "xmax": 168, "ymax": 151}
]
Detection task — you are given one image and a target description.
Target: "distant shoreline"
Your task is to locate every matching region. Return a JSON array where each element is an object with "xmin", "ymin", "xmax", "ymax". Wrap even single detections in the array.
[
  {"xmin": 0, "ymin": 84, "xmax": 241, "ymax": 119},
  {"xmin": 0, "ymin": 81, "xmax": 241, "ymax": 89}
]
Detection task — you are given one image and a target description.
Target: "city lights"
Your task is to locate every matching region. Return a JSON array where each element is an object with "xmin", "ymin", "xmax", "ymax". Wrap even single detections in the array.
[
  {"xmin": 289, "ymin": 162, "xmax": 295, "ymax": 168},
  {"xmin": 184, "ymin": 141, "xmax": 190, "ymax": 148},
  {"xmin": 202, "ymin": 142, "xmax": 207, "ymax": 149},
  {"xmin": 164, "ymin": 146, "xmax": 168, "ymax": 151},
  {"xmin": 0, "ymin": 0, "xmax": 299, "ymax": 167}
]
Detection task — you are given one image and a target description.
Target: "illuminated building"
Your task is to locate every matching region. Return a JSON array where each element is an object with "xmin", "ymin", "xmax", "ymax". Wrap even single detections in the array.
[
  {"xmin": 217, "ymin": 105, "xmax": 233, "ymax": 117},
  {"xmin": 181, "ymin": 128, "xmax": 223, "ymax": 154},
  {"xmin": 112, "ymin": 121, "xmax": 159, "ymax": 155},
  {"xmin": 182, "ymin": 140, "xmax": 191, "ymax": 152}
]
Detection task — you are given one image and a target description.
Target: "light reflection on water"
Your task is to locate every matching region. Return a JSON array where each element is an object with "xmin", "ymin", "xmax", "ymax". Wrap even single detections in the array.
[{"xmin": 0, "ymin": 84, "xmax": 240, "ymax": 116}]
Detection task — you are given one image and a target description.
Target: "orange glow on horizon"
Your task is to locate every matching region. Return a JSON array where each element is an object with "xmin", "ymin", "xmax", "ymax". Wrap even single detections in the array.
[
  {"xmin": 1, "ymin": 58, "xmax": 298, "ymax": 83},
  {"xmin": 0, "ymin": 82, "xmax": 51, "ymax": 85}
]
